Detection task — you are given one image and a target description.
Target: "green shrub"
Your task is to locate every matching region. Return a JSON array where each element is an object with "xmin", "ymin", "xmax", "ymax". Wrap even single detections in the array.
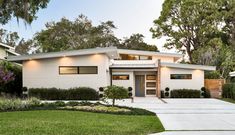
[
  {"xmin": 201, "ymin": 87, "xmax": 211, "ymax": 98},
  {"xmin": 222, "ymin": 83, "xmax": 235, "ymax": 99},
  {"xmin": 104, "ymin": 85, "xmax": 128, "ymax": 106},
  {"xmin": 170, "ymin": 89, "xmax": 201, "ymax": 98},
  {"xmin": 28, "ymin": 87, "xmax": 99, "ymax": 100}
]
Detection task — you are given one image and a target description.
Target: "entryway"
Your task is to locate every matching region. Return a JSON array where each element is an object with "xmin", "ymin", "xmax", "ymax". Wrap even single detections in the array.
[{"xmin": 135, "ymin": 75, "xmax": 145, "ymax": 97}]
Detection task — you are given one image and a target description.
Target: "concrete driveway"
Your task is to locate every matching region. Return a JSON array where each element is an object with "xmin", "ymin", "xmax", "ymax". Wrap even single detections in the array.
[{"xmin": 114, "ymin": 98, "xmax": 235, "ymax": 134}]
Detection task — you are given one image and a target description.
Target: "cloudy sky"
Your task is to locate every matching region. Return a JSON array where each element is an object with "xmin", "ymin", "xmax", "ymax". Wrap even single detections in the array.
[{"xmin": 2, "ymin": 0, "xmax": 173, "ymax": 52}]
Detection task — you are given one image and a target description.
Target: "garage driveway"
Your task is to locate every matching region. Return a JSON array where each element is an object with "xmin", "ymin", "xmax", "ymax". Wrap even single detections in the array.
[{"xmin": 114, "ymin": 98, "xmax": 235, "ymax": 132}]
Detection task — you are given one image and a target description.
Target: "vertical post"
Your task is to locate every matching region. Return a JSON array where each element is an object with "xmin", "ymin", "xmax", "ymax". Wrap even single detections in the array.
[
  {"xmin": 110, "ymin": 68, "xmax": 113, "ymax": 86},
  {"xmin": 157, "ymin": 59, "xmax": 161, "ymax": 98}
]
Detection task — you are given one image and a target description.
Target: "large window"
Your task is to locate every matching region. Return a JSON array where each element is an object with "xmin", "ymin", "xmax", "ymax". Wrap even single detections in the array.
[
  {"xmin": 112, "ymin": 75, "xmax": 129, "ymax": 80},
  {"xmin": 170, "ymin": 74, "xmax": 192, "ymax": 79},
  {"xmin": 59, "ymin": 66, "xmax": 98, "ymax": 75}
]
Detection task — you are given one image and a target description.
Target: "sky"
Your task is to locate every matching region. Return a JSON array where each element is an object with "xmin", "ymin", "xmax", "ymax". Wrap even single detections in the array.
[{"xmin": 2, "ymin": 0, "xmax": 172, "ymax": 52}]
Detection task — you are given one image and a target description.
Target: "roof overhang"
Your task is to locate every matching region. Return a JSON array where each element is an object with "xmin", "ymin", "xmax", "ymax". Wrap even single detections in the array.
[
  {"xmin": 0, "ymin": 42, "xmax": 14, "ymax": 49},
  {"xmin": 117, "ymin": 49, "xmax": 183, "ymax": 61},
  {"xmin": 161, "ymin": 62, "xmax": 216, "ymax": 71},
  {"xmin": 230, "ymin": 71, "xmax": 235, "ymax": 77},
  {"xmin": 7, "ymin": 47, "xmax": 119, "ymax": 63}
]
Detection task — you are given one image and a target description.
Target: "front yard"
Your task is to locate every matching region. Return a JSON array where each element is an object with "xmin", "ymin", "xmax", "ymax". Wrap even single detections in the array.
[{"xmin": 0, "ymin": 110, "xmax": 164, "ymax": 135}]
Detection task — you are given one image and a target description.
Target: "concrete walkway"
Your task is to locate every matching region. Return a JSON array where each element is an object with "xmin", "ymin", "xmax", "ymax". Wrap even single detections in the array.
[{"xmin": 114, "ymin": 97, "xmax": 235, "ymax": 135}]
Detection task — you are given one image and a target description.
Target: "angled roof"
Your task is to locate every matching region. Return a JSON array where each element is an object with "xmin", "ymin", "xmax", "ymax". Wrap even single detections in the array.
[
  {"xmin": 117, "ymin": 49, "xmax": 182, "ymax": 60},
  {"xmin": 0, "ymin": 42, "xmax": 14, "ymax": 49},
  {"xmin": 7, "ymin": 47, "xmax": 119, "ymax": 62},
  {"xmin": 6, "ymin": 49, "xmax": 20, "ymax": 56},
  {"xmin": 161, "ymin": 62, "xmax": 216, "ymax": 71},
  {"xmin": 230, "ymin": 71, "xmax": 235, "ymax": 77}
]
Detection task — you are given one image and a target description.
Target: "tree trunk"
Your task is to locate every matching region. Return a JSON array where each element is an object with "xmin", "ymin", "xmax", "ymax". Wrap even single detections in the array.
[{"xmin": 112, "ymin": 99, "xmax": 115, "ymax": 106}]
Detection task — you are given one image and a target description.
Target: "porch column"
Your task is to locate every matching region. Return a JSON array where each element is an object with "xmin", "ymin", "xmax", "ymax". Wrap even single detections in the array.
[{"xmin": 156, "ymin": 59, "xmax": 161, "ymax": 98}]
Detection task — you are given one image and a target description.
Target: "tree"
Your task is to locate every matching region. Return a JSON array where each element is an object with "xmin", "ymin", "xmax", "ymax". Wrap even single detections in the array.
[
  {"xmin": 33, "ymin": 15, "xmax": 158, "ymax": 53},
  {"xmin": 15, "ymin": 39, "xmax": 33, "ymax": 55},
  {"xmin": 151, "ymin": 0, "xmax": 223, "ymax": 63},
  {"xmin": 0, "ymin": 28, "xmax": 19, "ymax": 47},
  {"xmin": 0, "ymin": 0, "xmax": 50, "ymax": 25},
  {"xmin": 33, "ymin": 15, "xmax": 120, "ymax": 53},
  {"xmin": 103, "ymin": 85, "xmax": 128, "ymax": 106},
  {"xmin": 118, "ymin": 34, "xmax": 159, "ymax": 51}
]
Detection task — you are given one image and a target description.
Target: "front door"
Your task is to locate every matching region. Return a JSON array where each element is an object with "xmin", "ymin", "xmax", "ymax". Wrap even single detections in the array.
[{"xmin": 135, "ymin": 75, "xmax": 145, "ymax": 97}]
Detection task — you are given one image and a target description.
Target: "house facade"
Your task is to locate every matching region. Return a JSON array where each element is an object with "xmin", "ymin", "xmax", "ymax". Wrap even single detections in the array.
[
  {"xmin": 0, "ymin": 42, "xmax": 19, "ymax": 60},
  {"xmin": 7, "ymin": 47, "xmax": 215, "ymax": 97}
]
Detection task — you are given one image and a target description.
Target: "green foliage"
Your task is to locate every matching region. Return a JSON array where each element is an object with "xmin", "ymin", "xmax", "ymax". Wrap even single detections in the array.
[
  {"xmin": 201, "ymin": 87, "xmax": 211, "ymax": 98},
  {"xmin": 0, "ymin": 61, "xmax": 22, "ymax": 96},
  {"xmin": 205, "ymin": 71, "xmax": 221, "ymax": 79},
  {"xmin": 222, "ymin": 83, "xmax": 235, "ymax": 99},
  {"xmin": 0, "ymin": 97, "xmax": 40, "ymax": 111},
  {"xmin": 104, "ymin": 85, "xmax": 128, "ymax": 106},
  {"xmin": 170, "ymin": 89, "xmax": 201, "ymax": 98},
  {"xmin": 28, "ymin": 87, "xmax": 99, "ymax": 100},
  {"xmin": 0, "ymin": 0, "xmax": 50, "ymax": 25}
]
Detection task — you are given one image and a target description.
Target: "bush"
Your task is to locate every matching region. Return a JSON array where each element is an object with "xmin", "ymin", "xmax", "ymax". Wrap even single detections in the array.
[
  {"xmin": 170, "ymin": 89, "xmax": 201, "ymax": 98},
  {"xmin": 104, "ymin": 85, "xmax": 128, "ymax": 106},
  {"xmin": 28, "ymin": 87, "xmax": 99, "ymax": 100},
  {"xmin": 160, "ymin": 91, "xmax": 165, "ymax": 98},
  {"xmin": 201, "ymin": 87, "xmax": 211, "ymax": 98},
  {"xmin": 165, "ymin": 87, "xmax": 170, "ymax": 91},
  {"xmin": 222, "ymin": 83, "xmax": 235, "ymax": 99}
]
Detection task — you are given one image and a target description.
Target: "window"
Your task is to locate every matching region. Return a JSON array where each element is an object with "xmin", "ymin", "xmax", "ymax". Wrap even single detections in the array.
[
  {"xmin": 146, "ymin": 75, "xmax": 156, "ymax": 80},
  {"xmin": 170, "ymin": 74, "xmax": 192, "ymax": 79},
  {"xmin": 59, "ymin": 66, "xmax": 78, "ymax": 74},
  {"xmin": 59, "ymin": 66, "xmax": 98, "ymax": 75},
  {"xmin": 118, "ymin": 54, "xmax": 152, "ymax": 60},
  {"xmin": 112, "ymin": 75, "xmax": 129, "ymax": 80},
  {"xmin": 146, "ymin": 89, "xmax": 156, "ymax": 95},
  {"xmin": 146, "ymin": 82, "xmax": 156, "ymax": 87},
  {"xmin": 79, "ymin": 66, "xmax": 97, "ymax": 74}
]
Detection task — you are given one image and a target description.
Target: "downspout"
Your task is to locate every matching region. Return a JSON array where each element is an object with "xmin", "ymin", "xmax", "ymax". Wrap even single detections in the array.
[{"xmin": 110, "ymin": 68, "xmax": 113, "ymax": 86}]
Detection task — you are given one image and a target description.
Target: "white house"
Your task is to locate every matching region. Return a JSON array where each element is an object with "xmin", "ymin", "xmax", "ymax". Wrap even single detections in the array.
[
  {"xmin": 0, "ymin": 42, "xmax": 19, "ymax": 60},
  {"xmin": 7, "ymin": 47, "xmax": 216, "ymax": 97}
]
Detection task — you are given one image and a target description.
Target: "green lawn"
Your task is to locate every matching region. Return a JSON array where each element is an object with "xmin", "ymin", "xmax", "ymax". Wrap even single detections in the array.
[
  {"xmin": 0, "ymin": 110, "xmax": 164, "ymax": 135},
  {"xmin": 221, "ymin": 98, "xmax": 235, "ymax": 104}
]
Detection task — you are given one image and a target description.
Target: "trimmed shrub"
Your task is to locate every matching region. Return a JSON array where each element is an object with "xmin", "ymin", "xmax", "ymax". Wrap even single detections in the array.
[
  {"xmin": 28, "ymin": 87, "xmax": 99, "ymax": 100},
  {"xmin": 165, "ymin": 87, "xmax": 170, "ymax": 91},
  {"xmin": 170, "ymin": 89, "xmax": 201, "ymax": 98},
  {"xmin": 201, "ymin": 87, "xmax": 211, "ymax": 98},
  {"xmin": 222, "ymin": 83, "xmax": 235, "ymax": 99},
  {"xmin": 165, "ymin": 92, "xmax": 169, "ymax": 97},
  {"xmin": 104, "ymin": 85, "xmax": 128, "ymax": 106},
  {"xmin": 160, "ymin": 91, "xmax": 165, "ymax": 98}
]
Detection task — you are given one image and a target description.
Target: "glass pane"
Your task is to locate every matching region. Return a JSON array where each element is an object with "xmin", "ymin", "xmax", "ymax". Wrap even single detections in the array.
[
  {"xmin": 112, "ymin": 75, "xmax": 129, "ymax": 80},
  {"xmin": 146, "ymin": 82, "xmax": 156, "ymax": 87},
  {"xmin": 139, "ymin": 55, "xmax": 152, "ymax": 60},
  {"xmin": 146, "ymin": 75, "xmax": 156, "ymax": 80},
  {"xmin": 59, "ymin": 67, "xmax": 78, "ymax": 74},
  {"xmin": 170, "ymin": 74, "xmax": 192, "ymax": 79},
  {"xmin": 79, "ymin": 66, "xmax": 97, "ymax": 74},
  {"xmin": 146, "ymin": 89, "xmax": 156, "ymax": 95}
]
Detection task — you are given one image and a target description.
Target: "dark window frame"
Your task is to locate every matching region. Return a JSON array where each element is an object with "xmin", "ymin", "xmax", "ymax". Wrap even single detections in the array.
[
  {"xmin": 170, "ymin": 74, "xmax": 192, "ymax": 79},
  {"xmin": 112, "ymin": 74, "xmax": 130, "ymax": 80},
  {"xmin": 59, "ymin": 66, "xmax": 98, "ymax": 75}
]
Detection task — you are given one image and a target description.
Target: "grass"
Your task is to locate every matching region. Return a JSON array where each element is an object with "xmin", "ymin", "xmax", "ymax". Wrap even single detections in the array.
[
  {"xmin": 221, "ymin": 98, "xmax": 235, "ymax": 104},
  {"xmin": 0, "ymin": 110, "xmax": 164, "ymax": 135}
]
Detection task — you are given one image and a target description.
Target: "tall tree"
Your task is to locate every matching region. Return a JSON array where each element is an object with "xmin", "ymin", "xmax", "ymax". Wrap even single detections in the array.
[
  {"xmin": 118, "ymin": 34, "xmax": 158, "ymax": 51},
  {"xmin": 151, "ymin": 0, "xmax": 223, "ymax": 63},
  {"xmin": 0, "ymin": 0, "xmax": 50, "ymax": 25},
  {"xmin": 0, "ymin": 28, "xmax": 19, "ymax": 47}
]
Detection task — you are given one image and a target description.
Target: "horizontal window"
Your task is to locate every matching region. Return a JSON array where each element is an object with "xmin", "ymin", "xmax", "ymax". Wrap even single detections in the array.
[
  {"xmin": 59, "ymin": 66, "xmax": 98, "ymax": 75},
  {"xmin": 118, "ymin": 54, "xmax": 152, "ymax": 60},
  {"xmin": 146, "ymin": 75, "xmax": 156, "ymax": 80},
  {"xmin": 146, "ymin": 82, "xmax": 156, "ymax": 87},
  {"xmin": 170, "ymin": 74, "xmax": 192, "ymax": 79},
  {"xmin": 112, "ymin": 75, "xmax": 129, "ymax": 80},
  {"xmin": 146, "ymin": 89, "xmax": 156, "ymax": 95}
]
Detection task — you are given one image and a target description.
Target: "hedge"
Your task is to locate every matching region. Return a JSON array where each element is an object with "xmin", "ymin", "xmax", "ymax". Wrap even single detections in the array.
[
  {"xmin": 28, "ymin": 87, "xmax": 99, "ymax": 100},
  {"xmin": 170, "ymin": 89, "xmax": 201, "ymax": 98},
  {"xmin": 222, "ymin": 83, "xmax": 235, "ymax": 99}
]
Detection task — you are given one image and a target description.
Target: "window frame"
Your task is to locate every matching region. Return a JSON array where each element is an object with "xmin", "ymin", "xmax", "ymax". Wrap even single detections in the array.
[
  {"xmin": 170, "ymin": 74, "xmax": 192, "ymax": 80},
  {"xmin": 59, "ymin": 66, "xmax": 98, "ymax": 75},
  {"xmin": 112, "ymin": 74, "xmax": 130, "ymax": 80}
]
